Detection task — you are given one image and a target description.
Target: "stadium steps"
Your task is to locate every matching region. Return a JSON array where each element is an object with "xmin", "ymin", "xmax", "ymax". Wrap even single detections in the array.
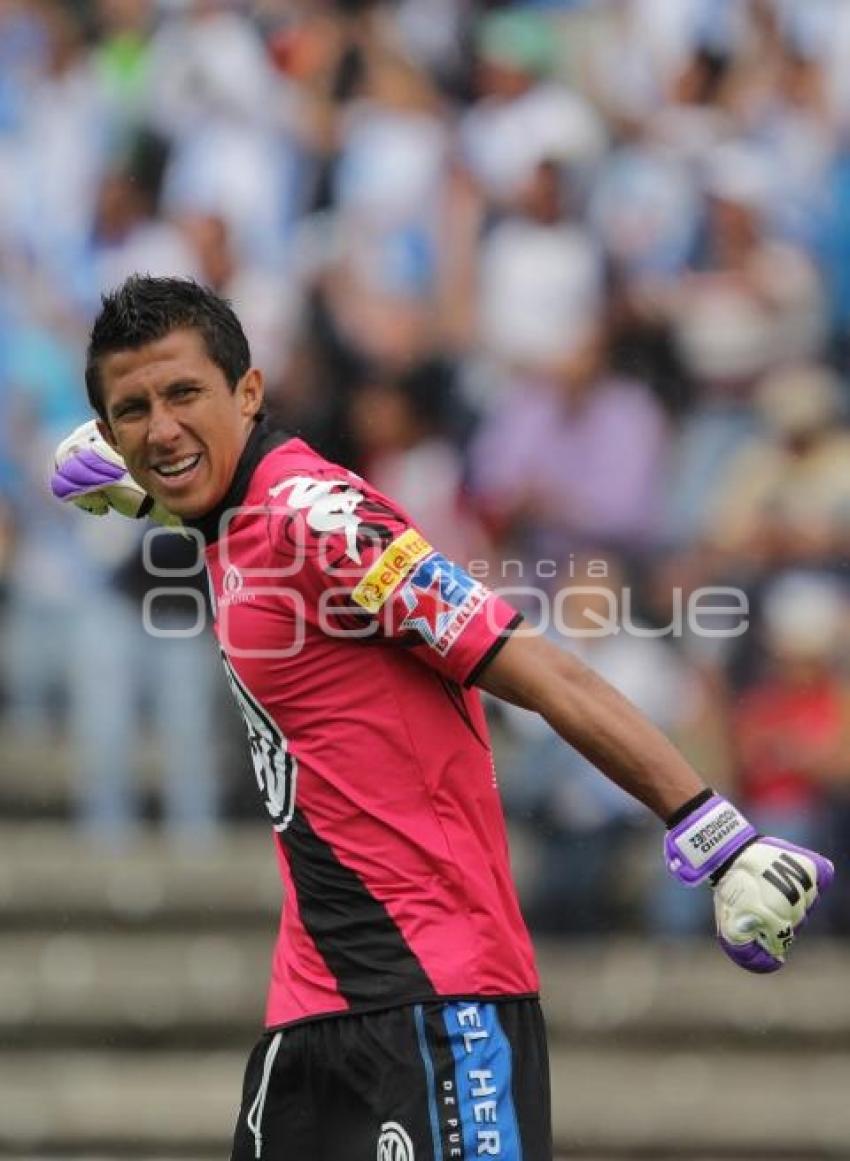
[
  {"xmin": 0, "ymin": 823, "xmax": 280, "ymax": 929},
  {"xmin": 0, "ymin": 723, "xmax": 252, "ymax": 823},
  {"xmin": 0, "ymin": 1045, "xmax": 848, "ymax": 1158},
  {"xmin": 2, "ymin": 826, "xmax": 850, "ymax": 1038},
  {"xmin": 0, "ymin": 729, "xmax": 161, "ymax": 821},
  {"xmin": 0, "ymin": 736, "xmax": 847, "ymax": 1161},
  {"xmin": 2, "ymin": 923, "xmax": 850, "ymax": 1050}
]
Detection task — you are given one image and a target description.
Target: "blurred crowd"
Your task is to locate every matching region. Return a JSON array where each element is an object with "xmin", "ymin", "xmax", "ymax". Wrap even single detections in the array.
[{"xmin": 1, "ymin": 0, "xmax": 849, "ymax": 937}]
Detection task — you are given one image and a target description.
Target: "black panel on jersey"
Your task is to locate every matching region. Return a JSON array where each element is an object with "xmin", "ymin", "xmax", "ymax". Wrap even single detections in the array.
[{"xmin": 278, "ymin": 811, "xmax": 436, "ymax": 1006}]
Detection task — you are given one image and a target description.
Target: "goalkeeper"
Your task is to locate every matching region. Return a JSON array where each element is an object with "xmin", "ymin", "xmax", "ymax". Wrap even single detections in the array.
[{"xmin": 52, "ymin": 276, "xmax": 833, "ymax": 1161}]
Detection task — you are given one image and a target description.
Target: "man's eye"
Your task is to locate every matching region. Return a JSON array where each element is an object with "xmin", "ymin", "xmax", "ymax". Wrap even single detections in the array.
[
  {"xmin": 114, "ymin": 403, "xmax": 145, "ymax": 420},
  {"xmin": 173, "ymin": 386, "xmax": 200, "ymax": 400}
]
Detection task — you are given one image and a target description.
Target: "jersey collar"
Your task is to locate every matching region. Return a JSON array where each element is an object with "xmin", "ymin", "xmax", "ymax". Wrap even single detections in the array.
[{"xmin": 186, "ymin": 418, "xmax": 291, "ymax": 544}]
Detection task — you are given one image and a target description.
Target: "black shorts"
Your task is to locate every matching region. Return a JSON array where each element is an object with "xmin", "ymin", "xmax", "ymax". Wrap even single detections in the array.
[{"xmin": 230, "ymin": 997, "xmax": 552, "ymax": 1161}]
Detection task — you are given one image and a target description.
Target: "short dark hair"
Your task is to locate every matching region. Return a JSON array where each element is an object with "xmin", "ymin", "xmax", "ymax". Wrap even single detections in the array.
[{"xmin": 85, "ymin": 276, "xmax": 252, "ymax": 420}]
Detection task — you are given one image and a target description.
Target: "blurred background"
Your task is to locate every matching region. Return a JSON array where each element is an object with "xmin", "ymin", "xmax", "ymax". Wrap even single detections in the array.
[{"xmin": 1, "ymin": 0, "xmax": 850, "ymax": 1157}]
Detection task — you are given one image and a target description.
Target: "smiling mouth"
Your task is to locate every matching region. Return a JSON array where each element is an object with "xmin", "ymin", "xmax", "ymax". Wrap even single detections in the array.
[{"xmin": 152, "ymin": 454, "xmax": 201, "ymax": 480}]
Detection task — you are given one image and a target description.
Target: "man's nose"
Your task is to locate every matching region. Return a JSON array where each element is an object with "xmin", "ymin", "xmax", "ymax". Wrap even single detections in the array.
[{"xmin": 147, "ymin": 403, "xmax": 181, "ymax": 446}]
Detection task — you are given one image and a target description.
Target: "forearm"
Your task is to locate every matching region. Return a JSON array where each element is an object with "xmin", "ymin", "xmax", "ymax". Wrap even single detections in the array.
[
  {"xmin": 538, "ymin": 656, "xmax": 705, "ymax": 818},
  {"xmin": 478, "ymin": 635, "xmax": 705, "ymax": 820}
]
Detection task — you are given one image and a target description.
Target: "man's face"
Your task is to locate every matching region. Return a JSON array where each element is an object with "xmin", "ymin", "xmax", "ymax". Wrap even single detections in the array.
[{"xmin": 98, "ymin": 327, "xmax": 264, "ymax": 520}]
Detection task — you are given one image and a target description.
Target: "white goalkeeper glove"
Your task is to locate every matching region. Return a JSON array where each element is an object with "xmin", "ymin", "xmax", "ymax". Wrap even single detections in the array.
[
  {"xmin": 665, "ymin": 790, "xmax": 834, "ymax": 972},
  {"xmin": 50, "ymin": 420, "xmax": 182, "ymax": 528}
]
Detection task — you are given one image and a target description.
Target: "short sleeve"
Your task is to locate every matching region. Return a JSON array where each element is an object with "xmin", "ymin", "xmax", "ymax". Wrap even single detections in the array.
[{"xmin": 264, "ymin": 468, "xmax": 521, "ymax": 685}]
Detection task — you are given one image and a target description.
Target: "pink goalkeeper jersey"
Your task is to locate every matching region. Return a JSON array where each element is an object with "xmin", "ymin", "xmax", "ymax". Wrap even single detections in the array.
[{"xmin": 191, "ymin": 424, "xmax": 539, "ymax": 1028}]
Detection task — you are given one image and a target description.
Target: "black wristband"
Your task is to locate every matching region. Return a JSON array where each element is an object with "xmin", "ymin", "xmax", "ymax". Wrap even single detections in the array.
[
  {"xmin": 709, "ymin": 835, "xmax": 761, "ymax": 886},
  {"xmin": 665, "ymin": 787, "xmax": 714, "ymax": 830}
]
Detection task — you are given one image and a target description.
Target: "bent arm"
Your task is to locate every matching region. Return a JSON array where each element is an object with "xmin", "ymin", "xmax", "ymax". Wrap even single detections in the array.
[{"xmin": 476, "ymin": 633, "xmax": 705, "ymax": 820}]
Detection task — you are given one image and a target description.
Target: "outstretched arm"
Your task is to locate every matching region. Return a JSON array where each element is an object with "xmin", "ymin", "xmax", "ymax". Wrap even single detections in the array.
[
  {"xmin": 477, "ymin": 632, "xmax": 704, "ymax": 819},
  {"xmin": 476, "ymin": 630, "xmax": 834, "ymax": 973}
]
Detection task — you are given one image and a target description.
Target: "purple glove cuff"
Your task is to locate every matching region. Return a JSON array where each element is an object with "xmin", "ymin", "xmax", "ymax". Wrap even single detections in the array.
[
  {"xmin": 665, "ymin": 793, "xmax": 757, "ymax": 886},
  {"xmin": 718, "ymin": 935, "xmax": 783, "ymax": 973},
  {"xmin": 51, "ymin": 448, "xmax": 126, "ymax": 501}
]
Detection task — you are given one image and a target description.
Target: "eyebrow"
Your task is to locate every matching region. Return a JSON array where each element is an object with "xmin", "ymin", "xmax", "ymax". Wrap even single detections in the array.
[{"xmin": 110, "ymin": 379, "xmax": 204, "ymax": 415}]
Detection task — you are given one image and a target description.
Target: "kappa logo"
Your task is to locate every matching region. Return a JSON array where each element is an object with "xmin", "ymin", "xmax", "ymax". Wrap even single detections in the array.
[
  {"xmin": 270, "ymin": 475, "xmax": 365, "ymax": 563},
  {"xmin": 378, "ymin": 1122, "xmax": 414, "ymax": 1161}
]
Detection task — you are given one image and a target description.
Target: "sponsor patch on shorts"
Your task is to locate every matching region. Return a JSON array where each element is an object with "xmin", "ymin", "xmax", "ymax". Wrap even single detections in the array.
[{"xmin": 352, "ymin": 529, "xmax": 433, "ymax": 613}]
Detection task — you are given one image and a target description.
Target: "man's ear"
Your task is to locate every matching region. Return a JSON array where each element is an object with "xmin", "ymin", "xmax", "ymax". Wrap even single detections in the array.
[
  {"xmin": 239, "ymin": 367, "xmax": 265, "ymax": 423},
  {"xmin": 97, "ymin": 419, "xmax": 118, "ymax": 450}
]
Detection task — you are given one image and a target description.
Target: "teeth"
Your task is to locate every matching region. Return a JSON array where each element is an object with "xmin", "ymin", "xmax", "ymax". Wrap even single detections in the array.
[{"xmin": 156, "ymin": 455, "xmax": 199, "ymax": 477}]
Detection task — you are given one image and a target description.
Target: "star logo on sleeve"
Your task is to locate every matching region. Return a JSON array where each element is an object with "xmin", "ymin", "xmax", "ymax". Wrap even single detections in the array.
[
  {"xmin": 398, "ymin": 554, "xmax": 486, "ymax": 653},
  {"xmin": 400, "ymin": 566, "xmax": 456, "ymax": 644}
]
